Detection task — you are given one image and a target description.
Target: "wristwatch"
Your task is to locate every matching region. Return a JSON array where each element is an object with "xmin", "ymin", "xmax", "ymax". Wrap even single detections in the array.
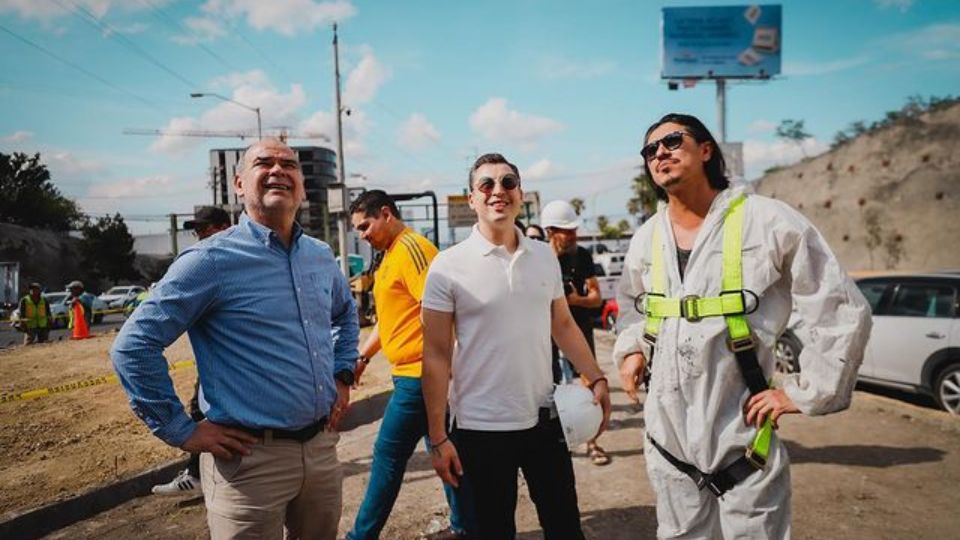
[
  {"xmin": 358, "ymin": 355, "xmax": 370, "ymax": 365},
  {"xmin": 334, "ymin": 369, "xmax": 355, "ymax": 387}
]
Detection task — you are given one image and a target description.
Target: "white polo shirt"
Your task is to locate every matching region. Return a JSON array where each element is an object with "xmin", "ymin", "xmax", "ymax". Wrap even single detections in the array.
[{"xmin": 423, "ymin": 225, "xmax": 564, "ymax": 431}]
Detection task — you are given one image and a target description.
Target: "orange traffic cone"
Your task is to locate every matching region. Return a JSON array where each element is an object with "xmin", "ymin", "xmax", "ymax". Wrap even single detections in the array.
[{"xmin": 71, "ymin": 302, "xmax": 91, "ymax": 340}]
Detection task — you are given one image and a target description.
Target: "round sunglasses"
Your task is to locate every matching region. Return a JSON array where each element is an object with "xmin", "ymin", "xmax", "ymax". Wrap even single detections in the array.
[
  {"xmin": 474, "ymin": 174, "xmax": 520, "ymax": 195},
  {"xmin": 641, "ymin": 130, "xmax": 689, "ymax": 161}
]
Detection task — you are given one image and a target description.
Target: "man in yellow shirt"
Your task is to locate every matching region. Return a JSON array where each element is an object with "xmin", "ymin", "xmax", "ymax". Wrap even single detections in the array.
[{"xmin": 347, "ymin": 190, "xmax": 475, "ymax": 540}]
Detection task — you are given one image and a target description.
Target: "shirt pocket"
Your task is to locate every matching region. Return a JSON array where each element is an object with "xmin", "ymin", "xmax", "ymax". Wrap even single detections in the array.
[{"xmin": 741, "ymin": 243, "xmax": 780, "ymax": 294}]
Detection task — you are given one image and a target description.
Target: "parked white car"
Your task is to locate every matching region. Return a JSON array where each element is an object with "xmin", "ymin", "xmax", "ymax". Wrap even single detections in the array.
[
  {"xmin": 98, "ymin": 286, "xmax": 146, "ymax": 310},
  {"xmin": 776, "ymin": 272, "xmax": 960, "ymax": 415}
]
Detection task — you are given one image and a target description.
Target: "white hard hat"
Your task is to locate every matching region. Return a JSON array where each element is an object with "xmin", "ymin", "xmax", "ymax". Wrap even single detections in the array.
[
  {"xmin": 541, "ymin": 200, "xmax": 581, "ymax": 230},
  {"xmin": 553, "ymin": 383, "xmax": 602, "ymax": 450}
]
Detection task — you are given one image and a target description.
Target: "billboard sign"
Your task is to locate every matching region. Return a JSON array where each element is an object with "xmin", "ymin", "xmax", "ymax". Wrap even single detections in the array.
[
  {"xmin": 662, "ymin": 5, "xmax": 781, "ymax": 79},
  {"xmin": 447, "ymin": 195, "xmax": 476, "ymax": 228}
]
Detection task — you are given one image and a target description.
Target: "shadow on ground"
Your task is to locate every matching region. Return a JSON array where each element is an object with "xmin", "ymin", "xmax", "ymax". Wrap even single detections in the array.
[
  {"xmin": 784, "ymin": 440, "xmax": 945, "ymax": 467},
  {"xmin": 516, "ymin": 505, "xmax": 657, "ymax": 540}
]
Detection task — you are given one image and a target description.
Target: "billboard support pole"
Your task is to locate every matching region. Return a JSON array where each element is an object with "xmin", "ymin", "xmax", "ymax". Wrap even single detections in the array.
[{"xmin": 716, "ymin": 78, "xmax": 727, "ymax": 143}]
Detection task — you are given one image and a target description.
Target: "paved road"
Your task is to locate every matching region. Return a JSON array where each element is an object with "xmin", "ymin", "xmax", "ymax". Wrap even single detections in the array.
[{"xmin": 0, "ymin": 313, "xmax": 126, "ymax": 349}]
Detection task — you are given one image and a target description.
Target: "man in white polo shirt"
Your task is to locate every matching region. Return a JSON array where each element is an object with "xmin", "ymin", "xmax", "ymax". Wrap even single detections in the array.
[{"xmin": 421, "ymin": 153, "xmax": 612, "ymax": 539}]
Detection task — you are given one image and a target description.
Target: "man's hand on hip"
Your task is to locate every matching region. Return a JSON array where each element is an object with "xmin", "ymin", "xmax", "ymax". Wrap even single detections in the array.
[
  {"xmin": 618, "ymin": 352, "xmax": 647, "ymax": 404},
  {"xmin": 430, "ymin": 438, "xmax": 464, "ymax": 488},
  {"xmin": 328, "ymin": 380, "xmax": 351, "ymax": 431},
  {"xmin": 744, "ymin": 388, "xmax": 800, "ymax": 429},
  {"xmin": 181, "ymin": 420, "xmax": 257, "ymax": 460}
]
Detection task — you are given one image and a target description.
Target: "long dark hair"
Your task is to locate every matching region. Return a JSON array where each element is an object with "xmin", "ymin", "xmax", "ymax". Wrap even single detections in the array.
[{"xmin": 642, "ymin": 113, "xmax": 729, "ymax": 201}]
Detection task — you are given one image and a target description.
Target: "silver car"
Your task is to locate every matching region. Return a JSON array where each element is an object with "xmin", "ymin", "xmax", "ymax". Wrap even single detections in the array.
[{"xmin": 776, "ymin": 272, "xmax": 960, "ymax": 415}]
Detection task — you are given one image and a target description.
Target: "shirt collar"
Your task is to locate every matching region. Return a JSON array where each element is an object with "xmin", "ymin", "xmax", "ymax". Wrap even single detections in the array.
[
  {"xmin": 239, "ymin": 213, "xmax": 304, "ymax": 248},
  {"xmin": 466, "ymin": 224, "xmax": 527, "ymax": 257}
]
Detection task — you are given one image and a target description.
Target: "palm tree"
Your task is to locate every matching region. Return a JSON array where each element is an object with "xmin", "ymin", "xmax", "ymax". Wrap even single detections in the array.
[{"xmin": 569, "ymin": 197, "xmax": 585, "ymax": 216}]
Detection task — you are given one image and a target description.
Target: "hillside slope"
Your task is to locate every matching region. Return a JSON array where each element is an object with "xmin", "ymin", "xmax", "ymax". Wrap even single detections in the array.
[{"xmin": 754, "ymin": 103, "xmax": 959, "ymax": 271}]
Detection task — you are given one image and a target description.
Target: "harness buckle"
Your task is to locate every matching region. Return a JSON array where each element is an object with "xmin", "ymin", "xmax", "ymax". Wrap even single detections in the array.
[
  {"xmin": 744, "ymin": 445, "xmax": 767, "ymax": 470},
  {"xmin": 679, "ymin": 295, "xmax": 702, "ymax": 322},
  {"xmin": 727, "ymin": 334, "xmax": 756, "ymax": 353},
  {"xmin": 642, "ymin": 332, "xmax": 658, "ymax": 346}
]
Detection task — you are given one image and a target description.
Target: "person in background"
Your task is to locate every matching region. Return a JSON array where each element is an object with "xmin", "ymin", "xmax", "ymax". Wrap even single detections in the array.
[
  {"xmin": 525, "ymin": 223, "xmax": 547, "ymax": 242},
  {"xmin": 66, "ymin": 280, "xmax": 95, "ymax": 329},
  {"xmin": 151, "ymin": 205, "xmax": 233, "ymax": 496},
  {"xmin": 541, "ymin": 200, "xmax": 610, "ymax": 466},
  {"xmin": 17, "ymin": 282, "xmax": 51, "ymax": 345}
]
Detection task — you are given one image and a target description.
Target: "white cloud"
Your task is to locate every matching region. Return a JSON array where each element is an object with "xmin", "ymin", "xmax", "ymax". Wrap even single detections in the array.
[
  {"xmin": 172, "ymin": 16, "xmax": 226, "ymax": 45},
  {"xmin": 469, "ymin": 98, "xmax": 563, "ymax": 147},
  {"xmin": 102, "ymin": 22, "xmax": 149, "ymax": 37},
  {"xmin": 747, "ymin": 120, "xmax": 777, "ymax": 134},
  {"xmin": 0, "ymin": 0, "xmax": 171, "ymax": 21},
  {"xmin": 885, "ymin": 23, "xmax": 960, "ymax": 60},
  {"xmin": 539, "ymin": 57, "xmax": 616, "ymax": 79},
  {"xmin": 152, "ymin": 70, "xmax": 307, "ymax": 154},
  {"xmin": 85, "ymin": 174, "xmax": 174, "ymax": 199},
  {"xmin": 743, "ymin": 138, "xmax": 828, "ymax": 180},
  {"xmin": 46, "ymin": 151, "xmax": 106, "ymax": 176},
  {"xmin": 299, "ymin": 107, "xmax": 368, "ymax": 158},
  {"xmin": 344, "ymin": 50, "xmax": 390, "ymax": 106},
  {"xmin": 397, "ymin": 113, "xmax": 440, "ymax": 152},
  {"xmin": 1, "ymin": 130, "xmax": 34, "ymax": 143},
  {"xmin": 874, "ymin": 0, "xmax": 913, "ymax": 12},
  {"xmin": 784, "ymin": 56, "xmax": 870, "ymax": 76},
  {"xmin": 200, "ymin": 0, "xmax": 355, "ymax": 36},
  {"xmin": 150, "ymin": 117, "xmax": 201, "ymax": 154},
  {"xmin": 523, "ymin": 158, "xmax": 555, "ymax": 181}
]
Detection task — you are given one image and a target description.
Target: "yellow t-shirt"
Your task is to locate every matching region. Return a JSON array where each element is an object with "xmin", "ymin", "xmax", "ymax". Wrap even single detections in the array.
[{"xmin": 373, "ymin": 228, "xmax": 438, "ymax": 377}]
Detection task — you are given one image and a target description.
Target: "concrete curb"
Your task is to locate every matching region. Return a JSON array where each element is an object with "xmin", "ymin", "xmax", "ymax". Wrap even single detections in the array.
[
  {"xmin": 0, "ymin": 388, "xmax": 394, "ymax": 539},
  {"xmin": 0, "ymin": 458, "xmax": 188, "ymax": 540}
]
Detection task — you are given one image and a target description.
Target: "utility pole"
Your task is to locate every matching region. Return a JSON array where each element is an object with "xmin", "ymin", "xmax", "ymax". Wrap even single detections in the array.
[
  {"xmin": 716, "ymin": 78, "xmax": 727, "ymax": 143},
  {"xmin": 333, "ymin": 23, "xmax": 350, "ymax": 277}
]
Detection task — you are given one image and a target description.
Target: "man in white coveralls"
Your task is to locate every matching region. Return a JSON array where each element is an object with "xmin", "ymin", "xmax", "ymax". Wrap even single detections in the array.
[{"xmin": 615, "ymin": 113, "xmax": 872, "ymax": 539}]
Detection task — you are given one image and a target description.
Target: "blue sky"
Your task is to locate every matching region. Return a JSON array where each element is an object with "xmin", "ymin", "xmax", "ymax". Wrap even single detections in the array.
[{"xmin": 1, "ymin": 0, "xmax": 958, "ymax": 234}]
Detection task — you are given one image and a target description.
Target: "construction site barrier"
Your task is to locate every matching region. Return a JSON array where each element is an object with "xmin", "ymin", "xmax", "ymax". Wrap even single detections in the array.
[{"xmin": 0, "ymin": 360, "xmax": 196, "ymax": 405}]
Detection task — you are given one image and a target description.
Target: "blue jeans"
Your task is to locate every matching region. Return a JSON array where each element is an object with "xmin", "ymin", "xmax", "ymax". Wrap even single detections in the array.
[{"xmin": 347, "ymin": 376, "xmax": 476, "ymax": 539}]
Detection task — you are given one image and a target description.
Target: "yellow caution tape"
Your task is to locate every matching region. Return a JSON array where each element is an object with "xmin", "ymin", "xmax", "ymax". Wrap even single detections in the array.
[{"xmin": 0, "ymin": 360, "xmax": 196, "ymax": 404}]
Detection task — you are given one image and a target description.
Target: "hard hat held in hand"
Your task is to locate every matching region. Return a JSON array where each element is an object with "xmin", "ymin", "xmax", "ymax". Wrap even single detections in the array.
[
  {"xmin": 554, "ymin": 383, "xmax": 602, "ymax": 450},
  {"xmin": 540, "ymin": 200, "xmax": 581, "ymax": 230}
]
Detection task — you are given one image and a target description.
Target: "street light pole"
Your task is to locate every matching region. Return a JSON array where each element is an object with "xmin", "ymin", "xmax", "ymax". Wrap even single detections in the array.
[{"xmin": 190, "ymin": 92, "xmax": 262, "ymax": 140}]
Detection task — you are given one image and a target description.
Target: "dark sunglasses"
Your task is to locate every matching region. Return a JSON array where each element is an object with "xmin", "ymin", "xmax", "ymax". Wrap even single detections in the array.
[
  {"xmin": 641, "ymin": 130, "xmax": 688, "ymax": 161},
  {"xmin": 474, "ymin": 174, "xmax": 520, "ymax": 195}
]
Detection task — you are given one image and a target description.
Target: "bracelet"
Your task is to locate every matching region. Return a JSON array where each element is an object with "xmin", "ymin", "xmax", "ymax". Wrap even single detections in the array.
[
  {"xmin": 358, "ymin": 355, "xmax": 370, "ymax": 365},
  {"xmin": 588, "ymin": 376, "xmax": 608, "ymax": 390},
  {"xmin": 430, "ymin": 436, "xmax": 450, "ymax": 449}
]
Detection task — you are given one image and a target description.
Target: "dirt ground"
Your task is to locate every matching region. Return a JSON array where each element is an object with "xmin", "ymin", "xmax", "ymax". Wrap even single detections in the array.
[
  {"xmin": 0, "ymin": 327, "xmax": 390, "ymax": 519},
  {"xmin": 8, "ymin": 332, "xmax": 957, "ymax": 539}
]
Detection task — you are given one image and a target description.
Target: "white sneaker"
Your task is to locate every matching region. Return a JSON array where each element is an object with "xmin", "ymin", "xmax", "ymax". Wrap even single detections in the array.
[{"xmin": 151, "ymin": 469, "xmax": 200, "ymax": 496}]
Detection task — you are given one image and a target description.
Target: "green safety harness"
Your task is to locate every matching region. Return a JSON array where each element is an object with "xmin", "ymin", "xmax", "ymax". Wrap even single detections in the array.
[{"xmin": 640, "ymin": 194, "xmax": 774, "ymax": 498}]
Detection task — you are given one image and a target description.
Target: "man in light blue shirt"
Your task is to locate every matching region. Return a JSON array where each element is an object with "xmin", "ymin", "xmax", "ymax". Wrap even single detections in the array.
[{"xmin": 112, "ymin": 138, "xmax": 359, "ymax": 539}]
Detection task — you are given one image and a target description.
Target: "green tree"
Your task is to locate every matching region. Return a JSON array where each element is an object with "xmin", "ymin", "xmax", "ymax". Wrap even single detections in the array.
[
  {"xmin": 627, "ymin": 173, "xmax": 658, "ymax": 224},
  {"xmin": 0, "ymin": 152, "xmax": 83, "ymax": 231},
  {"xmin": 569, "ymin": 197, "xmax": 585, "ymax": 216},
  {"xmin": 775, "ymin": 119, "xmax": 812, "ymax": 157},
  {"xmin": 80, "ymin": 213, "xmax": 141, "ymax": 285},
  {"xmin": 595, "ymin": 214, "xmax": 627, "ymax": 239}
]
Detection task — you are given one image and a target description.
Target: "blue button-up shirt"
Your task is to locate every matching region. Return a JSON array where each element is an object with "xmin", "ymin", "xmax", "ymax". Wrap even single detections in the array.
[{"xmin": 111, "ymin": 214, "xmax": 359, "ymax": 447}]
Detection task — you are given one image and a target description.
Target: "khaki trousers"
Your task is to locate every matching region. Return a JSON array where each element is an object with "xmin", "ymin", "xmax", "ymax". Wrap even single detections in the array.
[{"xmin": 200, "ymin": 430, "xmax": 342, "ymax": 540}]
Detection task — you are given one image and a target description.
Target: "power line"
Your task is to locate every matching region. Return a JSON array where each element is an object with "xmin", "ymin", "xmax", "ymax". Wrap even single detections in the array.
[
  {"xmin": 56, "ymin": 0, "xmax": 199, "ymax": 89},
  {"xmin": 0, "ymin": 23, "xmax": 165, "ymax": 113},
  {"xmin": 135, "ymin": 0, "xmax": 238, "ymax": 73}
]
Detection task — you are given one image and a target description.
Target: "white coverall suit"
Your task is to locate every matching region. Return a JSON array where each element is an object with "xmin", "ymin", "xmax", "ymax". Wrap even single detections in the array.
[{"xmin": 613, "ymin": 185, "xmax": 872, "ymax": 539}]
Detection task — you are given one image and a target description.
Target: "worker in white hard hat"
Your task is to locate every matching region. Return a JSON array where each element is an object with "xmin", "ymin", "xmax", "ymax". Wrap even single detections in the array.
[
  {"xmin": 615, "ymin": 113, "xmax": 871, "ymax": 538},
  {"xmin": 541, "ymin": 199, "xmax": 611, "ymax": 466}
]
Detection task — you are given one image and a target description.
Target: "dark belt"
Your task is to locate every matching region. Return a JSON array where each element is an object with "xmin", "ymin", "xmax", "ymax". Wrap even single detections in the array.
[
  {"xmin": 648, "ymin": 435, "xmax": 761, "ymax": 498},
  {"xmin": 233, "ymin": 417, "xmax": 327, "ymax": 442}
]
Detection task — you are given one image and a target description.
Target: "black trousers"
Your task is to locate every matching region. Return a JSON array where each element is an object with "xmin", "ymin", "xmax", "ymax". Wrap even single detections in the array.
[{"xmin": 454, "ymin": 416, "xmax": 585, "ymax": 540}]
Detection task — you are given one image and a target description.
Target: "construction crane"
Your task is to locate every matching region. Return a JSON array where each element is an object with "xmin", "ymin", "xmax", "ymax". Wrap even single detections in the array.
[{"xmin": 123, "ymin": 127, "xmax": 330, "ymax": 143}]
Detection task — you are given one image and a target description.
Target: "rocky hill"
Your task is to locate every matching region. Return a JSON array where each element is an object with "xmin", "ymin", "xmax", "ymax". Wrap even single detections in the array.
[{"xmin": 754, "ymin": 102, "xmax": 960, "ymax": 271}]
